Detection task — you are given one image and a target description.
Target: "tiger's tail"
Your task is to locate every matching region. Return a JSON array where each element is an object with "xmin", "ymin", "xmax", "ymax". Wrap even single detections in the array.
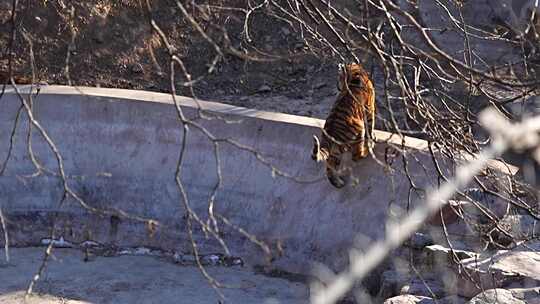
[
  {"xmin": 312, "ymin": 135, "xmax": 329, "ymax": 162},
  {"xmin": 327, "ymin": 171, "xmax": 348, "ymax": 188}
]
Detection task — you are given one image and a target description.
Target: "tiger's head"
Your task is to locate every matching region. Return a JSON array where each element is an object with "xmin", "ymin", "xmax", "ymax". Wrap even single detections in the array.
[{"xmin": 337, "ymin": 63, "xmax": 368, "ymax": 92}]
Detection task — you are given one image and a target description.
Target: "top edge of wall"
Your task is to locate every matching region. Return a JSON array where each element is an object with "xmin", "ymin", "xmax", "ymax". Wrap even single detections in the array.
[{"xmin": 2, "ymin": 85, "xmax": 518, "ymax": 175}]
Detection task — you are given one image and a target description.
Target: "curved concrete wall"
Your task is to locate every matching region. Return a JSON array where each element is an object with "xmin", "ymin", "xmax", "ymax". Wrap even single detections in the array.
[{"xmin": 0, "ymin": 86, "xmax": 515, "ymax": 273}]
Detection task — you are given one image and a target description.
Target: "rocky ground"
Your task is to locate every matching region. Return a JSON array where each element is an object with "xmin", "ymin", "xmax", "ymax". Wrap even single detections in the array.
[
  {"xmin": 377, "ymin": 189, "xmax": 540, "ymax": 304},
  {"xmin": 2, "ymin": 189, "xmax": 539, "ymax": 304},
  {"xmin": 0, "ymin": 247, "xmax": 308, "ymax": 304}
]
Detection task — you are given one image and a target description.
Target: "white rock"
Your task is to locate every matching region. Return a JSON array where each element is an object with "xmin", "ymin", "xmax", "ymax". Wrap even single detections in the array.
[
  {"xmin": 423, "ymin": 244, "xmax": 478, "ymax": 273},
  {"xmin": 40, "ymin": 237, "xmax": 73, "ymax": 248},
  {"xmin": 400, "ymin": 278, "xmax": 446, "ymax": 298},
  {"xmin": 257, "ymin": 84, "xmax": 271, "ymax": 93},
  {"xmin": 383, "ymin": 294, "xmax": 435, "ymax": 304}
]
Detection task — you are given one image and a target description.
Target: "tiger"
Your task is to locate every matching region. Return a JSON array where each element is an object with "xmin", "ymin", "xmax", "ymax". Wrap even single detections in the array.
[{"xmin": 312, "ymin": 63, "xmax": 376, "ymax": 188}]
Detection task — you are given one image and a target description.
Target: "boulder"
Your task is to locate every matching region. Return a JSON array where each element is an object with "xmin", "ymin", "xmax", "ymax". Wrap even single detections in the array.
[
  {"xmin": 468, "ymin": 288, "xmax": 526, "ymax": 304},
  {"xmin": 507, "ymin": 287, "xmax": 540, "ymax": 304},
  {"xmin": 421, "ymin": 244, "xmax": 478, "ymax": 275},
  {"xmin": 457, "ymin": 241, "xmax": 540, "ymax": 297}
]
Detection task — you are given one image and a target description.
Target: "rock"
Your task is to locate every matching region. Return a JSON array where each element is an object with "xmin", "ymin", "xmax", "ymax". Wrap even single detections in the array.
[
  {"xmin": 471, "ymin": 214, "xmax": 539, "ymax": 248},
  {"xmin": 40, "ymin": 237, "xmax": 74, "ymax": 248},
  {"xmin": 201, "ymin": 254, "xmax": 221, "ymax": 265},
  {"xmin": 457, "ymin": 241, "xmax": 540, "ymax": 297},
  {"xmin": 468, "ymin": 288, "xmax": 526, "ymax": 304},
  {"xmin": 383, "ymin": 294, "xmax": 435, "ymax": 304},
  {"xmin": 492, "ymin": 0, "xmax": 540, "ymax": 32},
  {"xmin": 507, "ymin": 287, "xmax": 540, "ymax": 304},
  {"xmin": 181, "ymin": 254, "xmax": 196, "ymax": 264},
  {"xmin": 400, "ymin": 278, "xmax": 446, "ymax": 298},
  {"xmin": 500, "ymin": 214, "xmax": 540, "ymax": 241},
  {"xmin": 426, "ymin": 244, "xmax": 478, "ymax": 260},
  {"xmin": 427, "ymin": 200, "xmax": 466, "ymax": 226},
  {"xmin": 172, "ymin": 252, "xmax": 183, "ymax": 263},
  {"xmin": 406, "ymin": 232, "xmax": 434, "ymax": 249},
  {"xmin": 426, "ymin": 221, "xmax": 486, "ymax": 252},
  {"xmin": 424, "ymin": 244, "xmax": 478, "ymax": 267},
  {"xmin": 257, "ymin": 84, "xmax": 271, "ymax": 93},
  {"xmin": 378, "ymin": 270, "xmax": 411, "ymax": 299},
  {"xmin": 93, "ymin": 32, "xmax": 105, "ymax": 44},
  {"xmin": 199, "ymin": 253, "xmax": 244, "ymax": 267},
  {"xmin": 466, "ymin": 242, "xmax": 540, "ymax": 282},
  {"xmin": 458, "ymin": 188, "xmax": 511, "ymax": 223},
  {"xmin": 281, "ymin": 27, "xmax": 291, "ymax": 36},
  {"xmin": 131, "ymin": 63, "xmax": 144, "ymax": 74},
  {"xmin": 438, "ymin": 295, "xmax": 467, "ymax": 304},
  {"xmin": 314, "ymin": 81, "xmax": 327, "ymax": 89}
]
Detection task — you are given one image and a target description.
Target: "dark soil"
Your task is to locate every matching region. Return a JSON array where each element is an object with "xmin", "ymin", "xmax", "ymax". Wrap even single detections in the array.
[{"xmin": 0, "ymin": 0, "xmax": 345, "ymax": 118}]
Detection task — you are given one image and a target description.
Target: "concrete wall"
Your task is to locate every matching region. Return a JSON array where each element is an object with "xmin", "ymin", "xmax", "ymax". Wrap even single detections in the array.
[{"xmin": 0, "ymin": 86, "xmax": 514, "ymax": 273}]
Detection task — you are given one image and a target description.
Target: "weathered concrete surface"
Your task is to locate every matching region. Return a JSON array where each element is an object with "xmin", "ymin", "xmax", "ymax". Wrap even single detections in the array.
[
  {"xmin": 0, "ymin": 247, "xmax": 307, "ymax": 304},
  {"xmin": 0, "ymin": 86, "xmax": 515, "ymax": 274}
]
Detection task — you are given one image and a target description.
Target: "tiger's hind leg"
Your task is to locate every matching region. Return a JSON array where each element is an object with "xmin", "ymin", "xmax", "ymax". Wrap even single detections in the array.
[
  {"xmin": 352, "ymin": 136, "xmax": 369, "ymax": 162},
  {"xmin": 326, "ymin": 154, "xmax": 348, "ymax": 188},
  {"xmin": 352, "ymin": 143, "xmax": 369, "ymax": 162}
]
